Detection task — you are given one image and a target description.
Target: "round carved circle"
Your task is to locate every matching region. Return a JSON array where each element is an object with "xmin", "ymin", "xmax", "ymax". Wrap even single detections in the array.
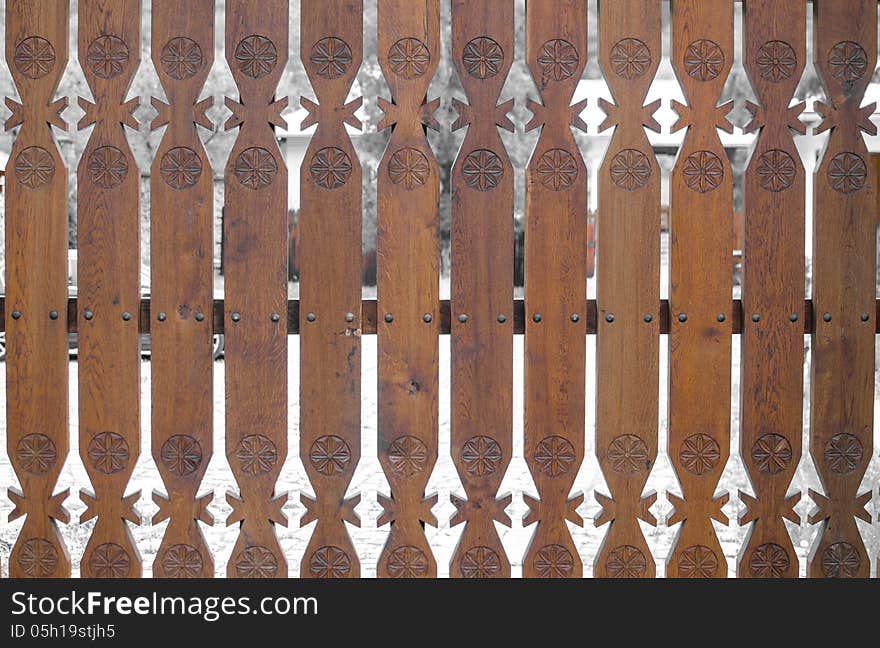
[
  {"xmin": 386, "ymin": 545, "xmax": 429, "ymax": 578},
  {"xmin": 235, "ymin": 434, "xmax": 278, "ymax": 475},
  {"xmin": 87, "ymin": 35, "xmax": 130, "ymax": 79},
  {"xmin": 388, "ymin": 147, "xmax": 430, "ymax": 190},
  {"xmin": 160, "ymin": 147, "xmax": 203, "ymax": 190},
  {"xmin": 462, "ymin": 36, "xmax": 504, "ymax": 79},
  {"xmin": 823, "ymin": 433, "xmax": 863, "ymax": 475},
  {"xmin": 534, "ymin": 544, "xmax": 574, "ymax": 578},
  {"xmin": 161, "ymin": 544, "xmax": 203, "ymax": 578},
  {"xmin": 15, "ymin": 433, "xmax": 57, "ymax": 475},
  {"xmin": 310, "ymin": 37, "xmax": 353, "ymax": 80},
  {"xmin": 606, "ymin": 545, "xmax": 647, "ymax": 578},
  {"xmin": 309, "ymin": 434, "xmax": 352, "ymax": 476},
  {"xmin": 682, "ymin": 150, "xmax": 724, "ymax": 193},
  {"xmin": 87, "ymin": 146, "xmax": 129, "ymax": 189},
  {"xmin": 538, "ymin": 39, "xmax": 579, "ymax": 82},
  {"xmin": 87, "ymin": 431, "xmax": 130, "ymax": 475},
  {"xmin": 89, "ymin": 542, "xmax": 131, "ymax": 578},
  {"xmin": 679, "ymin": 433, "xmax": 721, "ymax": 476},
  {"xmin": 534, "ymin": 435, "xmax": 576, "ymax": 477},
  {"xmin": 460, "ymin": 546, "xmax": 501, "ymax": 578},
  {"xmin": 234, "ymin": 147, "xmax": 277, "ymax": 190},
  {"xmin": 388, "ymin": 37, "xmax": 431, "ymax": 79},
  {"xmin": 610, "ymin": 149, "xmax": 652, "ymax": 191},
  {"xmin": 678, "ymin": 544, "xmax": 719, "ymax": 578},
  {"xmin": 14, "ymin": 36, "xmax": 56, "ymax": 79},
  {"xmin": 756, "ymin": 149, "xmax": 796, "ymax": 193},
  {"xmin": 607, "ymin": 434, "xmax": 649, "ymax": 475},
  {"xmin": 684, "ymin": 39, "xmax": 724, "ymax": 82},
  {"xmin": 14, "ymin": 146, "xmax": 55, "ymax": 189},
  {"xmin": 749, "ymin": 542, "xmax": 790, "ymax": 578},
  {"xmin": 460, "ymin": 435, "xmax": 503, "ymax": 477},
  {"xmin": 751, "ymin": 433, "xmax": 792, "ymax": 475},
  {"xmin": 821, "ymin": 542, "xmax": 861, "ymax": 578},
  {"xmin": 159, "ymin": 434, "xmax": 203, "ymax": 477},
  {"xmin": 827, "ymin": 152, "xmax": 867, "ymax": 195},
  {"xmin": 18, "ymin": 538, "xmax": 59, "ymax": 577},
  {"xmin": 536, "ymin": 148, "xmax": 578, "ymax": 191},
  {"xmin": 160, "ymin": 37, "xmax": 204, "ymax": 80},
  {"xmin": 610, "ymin": 38, "xmax": 651, "ymax": 79},
  {"xmin": 756, "ymin": 40, "xmax": 797, "ymax": 83},
  {"xmin": 234, "ymin": 35, "xmax": 278, "ymax": 79},
  {"xmin": 462, "ymin": 149, "xmax": 504, "ymax": 192},
  {"xmin": 310, "ymin": 147, "xmax": 353, "ymax": 190},
  {"xmin": 387, "ymin": 435, "xmax": 428, "ymax": 477},
  {"xmin": 828, "ymin": 41, "xmax": 868, "ymax": 83},
  {"xmin": 234, "ymin": 546, "xmax": 278, "ymax": 578},
  {"xmin": 309, "ymin": 545, "xmax": 352, "ymax": 578}
]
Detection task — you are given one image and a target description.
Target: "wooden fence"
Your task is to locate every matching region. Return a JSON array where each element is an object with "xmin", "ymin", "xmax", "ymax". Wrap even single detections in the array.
[{"xmin": 2, "ymin": 0, "xmax": 878, "ymax": 578}]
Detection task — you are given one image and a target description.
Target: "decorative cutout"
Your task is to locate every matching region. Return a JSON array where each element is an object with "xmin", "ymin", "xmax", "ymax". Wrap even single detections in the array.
[
  {"xmin": 827, "ymin": 152, "xmax": 867, "ymax": 195},
  {"xmin": 607, "ymin": 434, "xmax": 649, "ymax": 475},
  {"xmin": 536, "ymin": 149, "xmax": 578, "ymax": 191},
  {"xmin": 388, "ymin": 147, "xmax": 430, "ymax": 190},
  {"xmin": 605, "ymin": 545, "xmax": 648, "ymax": 578},
  {"xmin": 87, "ymin": 146, "xmax": 129, "ymax": 189},
  {"xmin": 820, "ymin": 542, "xmax": 860, "ymax": 578},
  {"xmin": 308, "ymin": 435, "xmax": 352, "ymax": 476},
  {"xmin": 460, "ymin": 435, "xmax": 502, "ymax": 476},
  {"xmin": 682, "ymin": 150, "xmax": 724, "ymax": 194},
  {"xmin": 755, "ymin": 40, "xmax": 797, "ymax": 83},
  {"xmin": 87, "ymin": 431, "xmax": 130, "ymax": 475},
  {"xmin": 160, "ymin": 37, "xmax": 204, "ymax": 80},
  {"xmin": 234, "ymin": 35, "xmax": 277, "ymax": 79},
  {"xmin": 751, "ymin": 433, "xmax": 792, "ymax": 475},
  {"xmin": 386, "ymin": 545, "xmax": 429, "ymax": 577},
  {"xmin": 388, "ymin": 37, "xmax": 431, "ymax": 79},
  {"xmin": 610, "ymin": 149, "xmax": 652, "ymax": 191},
  {"xmin": 461, "ymin": 149, "xmax": 504, "ymax": 192},
  {"xmin": 534, "ymin": 544, "xmax": 574, "ymax": 578},
  {"xmin": 18, "ymin": 538, "xmax": 59, "ymax": 577},
  {"xmin": 15, "ymin": 433, "xmax": 57, "ymax": 475},
  {"xmin": 537, "ymin": 39, "xmax": 579, "ymax": 82},
  {"xmin": 14, "ymin": 36, "xmax": 56, "ymax": 79},
  {"xmin": 679, "ymin": 433, "xmax": 721, "ymax": 476},
  {"xmin": 14, "ymin": 146, "xmax": 56, "ymax": 189},
  {"xmin": 684, "ymin": 39, "xmax": 724, "ymax": 82},
  {"xmin": 160, "ymin": 147, "xmax": 203, "ymax": 190},
  {"xmin": 309, "ymin": 546, "xmax": 352, "ymax": 578},
  {"xmin": 828, "ymin": 41, "xmax": 868, "ymax": 83},
  {"xmin": 460, "ymin": 546, "xmax": 501, "ymax": 578},
  {"xmin": 756, "ymin": 149, "xmax": 796, "ymax": 193},
  {"xmin": 462, "ymin": 37, "xmax": 503, "ymax": 80},
  {"xmin": 309, "ymin": 147, "xmax": 352, "ymax": 190},
  {"xmin": 235, "ymin": 434, "xmax": 278, "ymax": 475},
  {"xmin": 387, "ymin": 435, "xmax": 428, "ymax": 477},
  {"xmin": 234, "ymin": 147, "xmax": 277, "ymax": 190},
  {"xmin": 610, "ymin": 38, "xmax": 651, "ymax": 79},
  {"xmin": 86, "ymin": 35, "xmax": 130, "ymax": 79},
  {"xmin": 159, "ymin": 434, "xmax": 203, "ymax": 477},
  {"xmin": 310, "ymin": 37, "xmax": 353, "ymax": 80},
  {"xmin": 823, "ymin": 433, "xmax": 863, "ymax": 475},
  {"xmin": 234, "ymin": 546, "xmax": 278, "ymax": 578},
  {"xmin": 677, "ymin": 544, "xmax": 718, "ymax": 578},
  {"xmin": 534, "ymin": 435, "xmax": 576, "ymax": 477},
  {"xmin": 89, "ymin": 543, "xmax": 131, "ymax": 578},
  {"xmin": 749, "ymin": 542, "xmax": 790, "ymax": 578},
  {"xmin": 161, "ymin": 544, "xmax": 203, "ymax": 578}
]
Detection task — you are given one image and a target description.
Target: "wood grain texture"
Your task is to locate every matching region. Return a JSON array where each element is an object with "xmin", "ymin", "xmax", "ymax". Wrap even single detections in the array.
[
  {"xmin": 375, "ymin": 0, "xmax": 440, "ymax": 579},
  {"xmin": 298, "ymin": 0, "xmax": 363, "ymax": 579},
  {"xmin": 666, "ymin": 0, "xmax": 733, "ymax": 579},
  {"xmin": 149, "ymin": 0, "xmax": 215, "ymax": 578},
  {"xmin": 522, "ymin": 0, "xmax": 587, "ymax": 579},
  {"xmin": 223, "ymin": 0, "xmax": 289, "ymax": 578},
  {"xmin": 76, "ymin": 0, "xmax": 143, "ymax": 578},
  {"xmin": 5, "ymin": 0, "xmax": 71, "ymax": 578},
  {"xmin": 808, "ymin": 0, "xmax": 876, "ymax": 579},
  {"xmin": 737, "ymin": 0, "xmax": 806, "ymax": 579},
  {"xmin": 448, "ymin": 0, "xmax": 515, "ymax": 579},
  {"xmin": 594, "ymin": 0, "xmax": 661, "ymax": 579}
]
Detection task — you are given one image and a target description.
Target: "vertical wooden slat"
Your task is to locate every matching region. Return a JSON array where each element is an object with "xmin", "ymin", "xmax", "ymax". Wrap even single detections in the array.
[
  {"xmin": 594, "ymin": 0, "xmax": 661, "ymax": 578},
  {"xmin": 738, "ymin": 0, "xmax": 806, "ymax": 578},
  {"xmin": 375, "ymin": 0, "xmax": 441, "ymax": 578},
  {"xmin": 449, "ymin": 0, "xmax": 515, "ymax": 578},
  {"xmin": 5, "ymin": 0, "xmax": 71, "ymax": 578},
  {"xmin": 522, "ymin": 0, "xmax": 587, "ymax": 579},
  {"xmin": 76, "ymin": 0, "xmax": 143, "ymax": 578},
  {"xmin": 808, "ymin": 0, "xmax": 876, "ymax": 579},
  {"xmin": 299, "ymin": 0, "xmax": 363, "ymax": 578},
  {"xmin": 149, "ymin": 0, "xmax": 215, "ymax": 578},
  {"xmin": 666, "ymin": 0, "xmax": 733, "ymax": 579},
  {"xmin": 223, "ymin": 0, "xmax": 289, "ymax": 578}
]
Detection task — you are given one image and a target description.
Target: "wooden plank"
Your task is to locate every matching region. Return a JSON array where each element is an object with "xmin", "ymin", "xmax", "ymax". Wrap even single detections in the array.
[
  {"xmin": 593, "ymin": 0, "xmax": 661, "ymax": 578},
  {"xmin": 4, "ymin": 0, "xmax": 71, "ymax": 578},
  {"xmin": 223, "ymin": 0, "xmax": 289, "ymax": 578},
  {"xmin": 666, "ymin": 0, "xmax": 733, "ymax": 579},
  {"xmin": 448, "ymin": 0, "xmax": 515, "ymax": 578},
  {"xmin": 737, "ymin": 0, "xmax": 806, "ymax": 578},
  {"xmin": 522, "ymin": 0, "xmax": 588, "ymax": 579},
  {"xmin": 149, "ymin": 0, "xmax": 215, "ymax": 578},
  {"xmin": 76, "ymin": 0, "xmax": 143, "ymax": 578},
  {"xmin": 298, "ymin": 0, "xmax": 363, "ymax": 578},
  {"xmin": 808, "ymin": 0, "xmax": 876, "ymax": 579},
  {"xmin": 375, "ymin": 0, "xmax": 441, "ymax": 578}
]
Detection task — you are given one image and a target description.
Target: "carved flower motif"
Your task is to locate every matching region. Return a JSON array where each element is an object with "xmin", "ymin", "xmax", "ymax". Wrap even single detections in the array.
[
  {"xmin": 534, "ymin": 435, "xmax": 576, "ymax": 477},
  {"xmin": 309, "ymin": 435, "xmax": 352, "ymax": 476},
  {"xmin": 160, "ymin": 37, "xmax": 204, "ymax": 80},
  {"xmin": 14, "ymin": 36, "xmax": 56, "ymax": 79},
  {"xmin": 606, "ymin": 545, "xmax": 647, "ymax": 578},
  {"xmin": 462, "ymin": 149, "xmax": 504, "ymax": 192},
  {"xmin": 86, "ymin": 35, "xmax": 130, "ymax": 79},
  {"xmin": 828, "ymin": 41, "xmax": 868, "ymax": 83},
  {"xmin": 235, "ymin": 434, "xmax": 278, "ymax": 475},
  {"xmin": 607, "ymin": 434, "xmax": 649, "ymax": 475},
  {"xmin": 234, "ymin": 147, "xmax": 277, "ymax": 190},
  {"xmin": 234, "ymin": 546, "xmax": 278, "ymax": 578},
  {"xmin": 87, "ymin": 431, "xmax": 130, "ymax": 475},
  {"xmin": 15, "ymin": 146, "xmax": 56, "ymax": 189},
  {"xmin": 387, "ymin": 435, "xmax": 428, "ymax": 477},
  {"xmin": 387, "ymin": 545, "xmax": 429, "ymax": 578},
  {"xmin": 538, "ymin": 39, "xmax": 579, "ymax": 82},
  {"xmin": 536, "ymin": 148, "xmax": 578, "ymax": 191},
  {"xmin": 310, "ymin": 147, "xmax": 352, "ymax": 190},
  {"xmin": 751, "ymin": 433, "xmax": 792, "ymax": 475},
  {"xmin": 89, "ymin": 543, "xmax": 131, "ymax": 578},
  {"xmin": 309, "ymin": 546, "xmax": 351, "ymax": 578},
  {"xmin": 18, "ymin": 538, "xmax": 58, "ymax": 577},
  {"xmin": 160, "ymin": 147, "xmax": 203, "ymax": 190},
  {"xmin": 388, "ymin": 37, "xmax": 430, "ymax": 79},
  {"xmin": 684, "ymin": 39, "xmax": 724, "ymax": 82},
  {"xmin": 462, "ymin": 37, "xmax": 504, "ymax": 79},
  {"xmin": 310, "ymin": 37, "xmax": 353, "ymax": 80},
  {"xmin": 534, "ymin": 544, "xmax": 574, "ymax": 578},
  {"xmin": 460, "ymin": 435, "xmax": 502, "ymax": 477},
  {"xmin": 678, "ymin": 545, "xmax": 718, "ymax": 578},
  {"xmin": 679, "ymin": 433, "xmax": 721, "ymax": 476},
  {"xmin": 610, "ymin": 38, "xmax": 651, "ymax": 79},
  {"xmin": 161, "ymin": 544, "xmax": 203, "ymax": 578},
  {"xmin": 234, "ymin": 35, "xmax": 277, "ymax": 79},
  {"xmin": 756, "ymin": 149, "xmax": 796, "ymax": 193},
  {"xmin": 823, "ymin": 433, "xmax": 863, "ymax": 475},
  {"xmin": 821, "ymin": 542, "xmax": 861, "ymax": 578},
  {"xmin": 159, "ymin": 434, "xmax": 203, "ymax": 477},
  {"xmin": 15, "ymin": 433, "xmax": 57, "ymax": 474},
  {"xmin": 755, "ymin": 40, "xmax": 797, "ymax": 83},
  {"xmin": 827, "ymin": 152, "xmax": 867, "ymax": 195},
  {"xmin": 87, "ymin": 146, "xmax": 129, "ymax": 189},
  {"xmin": 609, "ymin": 149, "xmax": 652, "ymax": 191},
  {"xmin": 460, "ymin": 546, "xmax": 501, "ymax": 578},
  {"xmin": 388, "ymin": 147, "xmax": 430, "ymax": 190},
  {"xmin": 682, "ymin": 150, "xmax": 724, "ymax": 193},
  {"xmin": 749, "ymin": 543, "xmax": 790, "ymax": 578}
]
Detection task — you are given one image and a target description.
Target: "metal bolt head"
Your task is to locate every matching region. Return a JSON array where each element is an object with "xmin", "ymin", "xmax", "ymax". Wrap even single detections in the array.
[
  {"xmin": 49, "ymin": 310, "xmax": 58, "ymax": 320},
  {"xmin": 603, "ymin": 314, "xmax": 612, "ymax": 323},
  {"xmin": 122, "ymin": 311, "xmax": 132, "ymax": 321},
  {"xmin": 458, "ymin": 314, "xmax": 468, "ymax": 323},
  {"xmin": 861, "ymin": 313, "xmax": 870, "ymax": 322},
  {"xmin": 789, "ymin": 313, "xmax": 798, "ymax": 323},
  {"xmin": 717, "ymin": 313, "xmax": 726, "ymax": 323},
  {"xmin": 306, "ymin": 312, "xmax": 316, "ymax": 322},
  {"xmin": 678, "ymin": 313, "xmax": 687, "ymax": 323},
  {"xmin": 532, "ymin": 313, "xmax": 542, "ymax": 323},
  {"xmin": 423, "ymin": 313, "xmax": 433, "ymax": 323},
  {"xmin": 384, "ymin": 313, "xmax": 394, "ymax": 323},
  {"xmin": 271, "ymin": 312, "xmax": 281, "ymax": 322},
  {"xmin": 823, "ymin": 313, "xmax": 832, "ymax": 322},
  {"xmin": 83, "ymin": 309, "xmax": 94, "ymax": 321},
  {"xmin": 643, "ymin": 314, "xmax": 653, "ymax": 323},
  {"xmin": 231, "ymin": 312, "xmax": 241, "ymax": 323},
  {"xmin": 571, "ymin": 313, "xmax": 581, "ymax": 323},
  {"xmin": 345, "ymin": 312, "xmax": 355, "ymax": 323},
  {"xmin": 497, "ymin": 314, "xmax": 507, "ymax": 324},
  {"xmin": 158, "ymin": 312, "xmax": 167, "ymax": 322},
  {"xmin": 11, "ymin": 310, "xmax": 21, "ymax": 320},
  {"xmin": 751, "ymin": 313, "xmax": 760, "ymax": 323},
  {"xmin": 194, "ymin": 312, "xmax": 204, "ymax": 322}
]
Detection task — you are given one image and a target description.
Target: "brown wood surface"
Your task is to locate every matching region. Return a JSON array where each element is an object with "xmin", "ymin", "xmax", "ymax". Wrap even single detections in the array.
[
  {"xmin": 76, "ymin": 0, "xmax": 143, "ymax": 578},
  {"xmin": 376, "ymin": 0, "xmax": 440, "ymax": 579},
  {"xmin": 149, "ymin": 0, "xmax": 215, "ymax": 578},
  {"xmin": 5, "ymin": 0, "xmax": 71, "ymax": 578},
  {"xmin": 666, "ymin": 0, "xmax": 733, "ymax": 579},
  {"xmin": 223, "ymin": 0, "xmax": 289, "ymax": 578},
  {"xmin": 298, "ymin": 0, "xmax": 363, "ymax": 579},
  {"xmin": 449, "ymin": 0, "xmax": 514, "ymax": 579},
  {"xmin": 808, "ymin": 0, "xmax": 876, "ymax": 579},
  {"xmin": 737, "ymin": 0, "xmax": 805, "ymax": 579},
  {"xmin": 522, "ymin": 0, "xmax": 587, "ymax": 579},
  {"xmin": 593, "ymin": 0, "xmax": 661, "ymax": 579}
]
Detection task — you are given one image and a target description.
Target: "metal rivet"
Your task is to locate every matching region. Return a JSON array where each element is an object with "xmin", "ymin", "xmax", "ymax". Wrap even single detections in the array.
[
  {"xmin": 271, "ymin": 312, "xmax": 281, "ymax": 322},
  {"xmin": 49, "ymin": 310, "xmax": 58, "ymax": 320},
  {"xmin": 643, "ymin": 314, "xmax": 653, "ymax": 323},
  {"xmin": 158, "ymin": 312, "xmax": 167, "ymax": 322},
  {"xmin": 603, "ymin": 314, "xmax": 612, "ymax": 323},
  {"xmin": 823, "ymin": 313, "xmax": 832, "ymax": 323},
  {"xmin": 532, "ymin": 313, "xmax": 542, "ymax": 323},
  {"xmin": 497, "ymin": 314, "xmax": 507, "ymax": 324},
  {"xmin": 717, "ymin": 313, "xmax": 726, "ymax": 322},
  {"xmin": 423, "ymin": 313, "xmax": 433, "ymax": 323},
  {"xmin": 194, "ymin": 312, "xmax": 204, "ymax": 322},
  {"xmin": 231, "ymin": 312, "xmax": 241, "ymax": 323},
  {"xmin": 458, "ymin": 314, "xmax": 468, "ymax": 323},
  {"xmin": 571, "ymin": 313, "xmax": 580, "ymax": 323},
  {"xmin": 384, "ymin": 313, "xmax": 394, "ymax": 323},
  {"xmin": 751, "ymin": 313, "xmax": 760, "ymax": 323},
  {"xmin": 678, "ymin": 313, "xmax": 687, "ymax": 323},
  {"xmin": 83, "ymin": 309, "xmax": 94, "ymax": 321},
  {"xmin": 345, "ymin": 312, "xmax": 355, "ymax": 323},
  {"xmin": 306, "ymin": 312, "xmax": 316, "ymax": 322},
  {"xmin": 122, "ymin": 311, "xmax": 132, "ymax": 321},
  {"xmin": 861, "ymin": 313, "xmax": 870, "ymax": 322},
  {"xmin": 11, "ymin": 310, "xmax": 21, "ymax": 320},
  {"xmin": 789, "ymin": 313, "xmax": 798, "ymax": 322}
]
